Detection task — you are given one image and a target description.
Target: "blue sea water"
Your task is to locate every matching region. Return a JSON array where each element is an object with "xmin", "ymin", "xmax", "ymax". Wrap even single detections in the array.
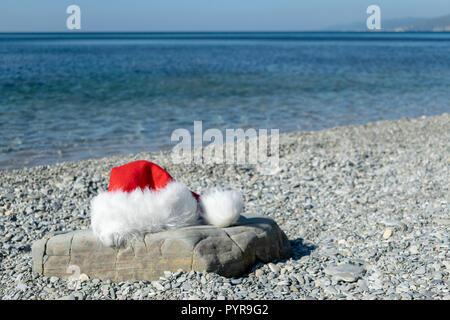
[{"xmin": 0, "ymin": 32, "xmax": 449, "ymax": 169}]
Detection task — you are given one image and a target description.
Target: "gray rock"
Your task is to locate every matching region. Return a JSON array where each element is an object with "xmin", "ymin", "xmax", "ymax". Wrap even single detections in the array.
[
  {"xmin": 181, "ymin": 282, "xmax": 192, "ymax": 290},
  {"xmin": 324, "ymin": 286, "xmax": 338, "ymax": 295},
  {"xmin": 16, "ymin": 282, "xmax": 28, "ymax": 291},
  {"xmin": 152, "ymin": 281, "xmax": 165, "ymax": 291},
  {"xmin": 433, "ymin": 218, "xmax": 450, "ymax": 226},
  {"xmin": 109, "ymin": 287, "xmax": 116, "ymax": 299},
  {"xmin": 31, "ymin": 214, "xmax": 291, "ymax": 282},
  {"xmin": 324, "ymin": 264, "xmax": 365, "ymax": 282},
  {"xmin": 409, "ymin": 245, "xmax": 420, "ymax": 254},
  {"xmin": 57, "ymin": 294, "xmax": 76, "ymax": 300},
  {"xmin": 255, "ymin": 269, "xmax": 264, "ymax": 277},
  {"xmin": 268, "ymin": 263, "xmax": 280, "ymax": 274},
  {"xmin": 72, "ymin": 292, "xmax": 84, "ymax": 300},
  {"xmin": 357, "ymin": 279, "xmax": 369, "ymax": 291},
  {"xmin": 415, "ymin": 266, "xmax": 426, "ymax": 275}
]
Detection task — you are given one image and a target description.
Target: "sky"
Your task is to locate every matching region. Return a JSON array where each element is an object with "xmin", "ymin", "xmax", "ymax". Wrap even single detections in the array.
[{"xmin": 0, "ymin": 0, "xmax": 449, "ymax": 32}]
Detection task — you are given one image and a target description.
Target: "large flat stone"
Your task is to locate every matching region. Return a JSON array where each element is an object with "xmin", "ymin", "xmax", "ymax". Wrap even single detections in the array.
[
  {"xmin": 324, "ymin": 263, "xmax": 365, "ymax": 282},
  {"xmin": 32, "ymin": 214, "xmax": 291, "ymax": 281}
]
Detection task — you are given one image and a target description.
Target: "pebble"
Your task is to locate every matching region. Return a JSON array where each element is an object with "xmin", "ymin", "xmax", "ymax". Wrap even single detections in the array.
[
  {"xmin": 268, "ymin": 263, "xmax": 280, "ymax": 274},
  {"xmin": 109, "ymin": 288, "xmax": 116, "ymax": 299},
  {"xmin": 73, "ymin": 292, "xmax": 84, "ymax": 300},
  {"xmin": 324, "ymin": 264, "xmax": 365, "ymax": 282},
  {"xmin": 151, "ymin": 281, "xmax": 165, "ymax": 291},
  {"xmin": 16, "ymin": 282, "xmax": 28, "ymax": 291},
  {"xmin": 324, "ymin": 286, "xmax": 338, "ymax": 295},
  {"xmin": 57, "ymin": 295, "xmax": 76, "ymax": 300},
  {"xmin": 409, "ymin": 245, "xmax": 420, "ymax": 254},
  {"xmin": 79, "ymin": 274, "xmax": 90, "ymax": 281},
  {"xmin": 357, "ymin": 279, "xmax": 369, "ymax": 291},
  {"xmin": 415, "ymin": 266, "xmax": 426, "ymax": 275},
  {"xmin": 433, "ymin": 218, "xmax": 450, "ymax": 226},
  {"xmin": 382, "ymin": 228, "xmax": 393, "ymax": 239}
]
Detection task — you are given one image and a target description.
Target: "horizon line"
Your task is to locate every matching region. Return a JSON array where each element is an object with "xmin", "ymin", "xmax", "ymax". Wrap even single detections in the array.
[{"xmin": 1, "ymin": 30, "xmax": 449, "ymax": 34}]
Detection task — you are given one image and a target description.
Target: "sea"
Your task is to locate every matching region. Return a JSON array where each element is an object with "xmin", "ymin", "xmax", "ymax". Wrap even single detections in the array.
[{"xmin": 0, "ymin": 32, "xmax": 449, "ymax": 169}]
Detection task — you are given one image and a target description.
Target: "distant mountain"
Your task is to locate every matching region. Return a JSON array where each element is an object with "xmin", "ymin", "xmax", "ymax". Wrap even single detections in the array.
[
  {"xmin": 327, "ymin": 14, "xmax": 450, "ymax": 31},
  {"xmin": 395, "ymin": 14, "xmax": 450, "ymax": 31}
]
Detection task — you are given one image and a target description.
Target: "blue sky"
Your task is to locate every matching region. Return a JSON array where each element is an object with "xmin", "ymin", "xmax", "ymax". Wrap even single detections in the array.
[{"xmin": 0, "ymin": 0, "xmax": 448, "ymax": 32}]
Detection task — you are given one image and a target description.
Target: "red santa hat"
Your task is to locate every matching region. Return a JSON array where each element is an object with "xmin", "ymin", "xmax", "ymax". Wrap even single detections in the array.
[{"xmin": 90, "ymin": 160, "xmax": 243, "ymax": 247}]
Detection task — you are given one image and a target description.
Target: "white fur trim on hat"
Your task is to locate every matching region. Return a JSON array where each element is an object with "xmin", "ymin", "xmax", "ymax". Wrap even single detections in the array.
[
  {"xmin": 90, "ymin": 181, "xmax": 200, "ymax": 247},
  {"xmin": 199, "ymin": 188, "xmax": 243, "ymax": 228}
]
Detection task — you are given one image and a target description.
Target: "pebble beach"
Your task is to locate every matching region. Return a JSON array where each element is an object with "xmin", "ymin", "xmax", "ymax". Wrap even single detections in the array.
[{"xmin": 0, "ymin": 113, "xmax": 449, "ymax": 300}]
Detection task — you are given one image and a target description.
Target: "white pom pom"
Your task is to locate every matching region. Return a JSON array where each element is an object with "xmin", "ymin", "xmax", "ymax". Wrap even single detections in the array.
[{"xmin": 199, "ymin": 188, "xmax": 243, "ymax": 228}]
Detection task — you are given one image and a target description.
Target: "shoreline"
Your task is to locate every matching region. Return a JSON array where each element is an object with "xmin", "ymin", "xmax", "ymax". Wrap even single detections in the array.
[
  {"xmin": 2, "ymin": 112, "xmax": 448, "ymax": 174},
  {"xmin": 0, "ymin": 113, "xmax": 449, "ymax": 300}
]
